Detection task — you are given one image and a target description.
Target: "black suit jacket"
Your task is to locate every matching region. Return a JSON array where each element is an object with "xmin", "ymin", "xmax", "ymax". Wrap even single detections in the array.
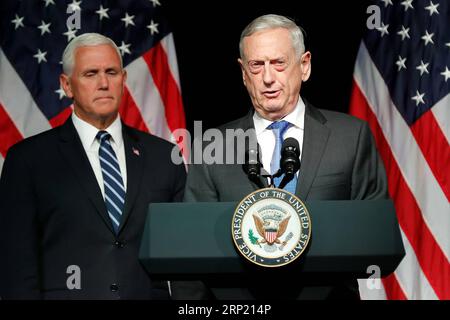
[
  {"xmin": 0, "ymin": 118, "xmax": 186, "ymax": 299},
  {"xmin": 184, "ymin": 101, "xmax": 389, "ymax": 299}
]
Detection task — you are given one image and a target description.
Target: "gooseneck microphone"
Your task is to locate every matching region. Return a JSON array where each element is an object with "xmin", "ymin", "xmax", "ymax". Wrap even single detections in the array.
[
  {"xmin": 277, "ymin": 137, "xmax": 301, "ymax": 189},
  {"xmin": 243, "ymin": 145, "xmax": 266, "ymax": 189},
  {"xmin": 244, "ymin": 148, "xmax": 260, "ymax": 178}
]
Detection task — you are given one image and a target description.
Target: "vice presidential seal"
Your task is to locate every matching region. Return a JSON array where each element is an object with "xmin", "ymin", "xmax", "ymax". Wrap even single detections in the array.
[{"xmin": 231, "ymin": 188, "xmax": 311, "ymax": 267}]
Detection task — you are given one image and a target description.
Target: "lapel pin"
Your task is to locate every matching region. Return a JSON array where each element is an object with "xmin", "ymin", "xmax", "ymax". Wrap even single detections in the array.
[{"xmin": 132, "ymin": 147, "xmax": 140, "ymax": 156}]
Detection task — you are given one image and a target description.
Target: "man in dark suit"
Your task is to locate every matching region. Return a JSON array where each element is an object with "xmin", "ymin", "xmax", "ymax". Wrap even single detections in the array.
[
  {"xmin": 0, "ymin": 33, "xmax": 186, "ymax": 299},
  {"xmin": 183, "ymin": 14, "xmax": 388, "ymax": 299}
]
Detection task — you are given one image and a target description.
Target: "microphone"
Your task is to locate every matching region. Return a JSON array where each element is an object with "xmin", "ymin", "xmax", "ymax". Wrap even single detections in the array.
[
  {"xmin": 277, "ymin": 137, "xmax": 301, "ymax": 189},
  {"xmin": 243, "ymin": 145, "xmax": 265, "ymax": 189}
]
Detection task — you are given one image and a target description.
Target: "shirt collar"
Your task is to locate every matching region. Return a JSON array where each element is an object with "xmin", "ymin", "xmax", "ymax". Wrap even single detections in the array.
[
  {"xmin": 253, "ymin": 96, "xmax": 305, "ymax": 135},
  {"xmin": 72, "ymin": 112, "xmax": 123, "ymax": 150}
]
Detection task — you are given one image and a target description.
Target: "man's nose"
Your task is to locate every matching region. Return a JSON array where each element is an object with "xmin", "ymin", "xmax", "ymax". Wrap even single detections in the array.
[
  {"xmin": 262, "ymin": 63, "xmax": 275, "ymax": 86},
  {"xmin": 98, "ymin": 73, "xmax": 109, "ymax": 89}
]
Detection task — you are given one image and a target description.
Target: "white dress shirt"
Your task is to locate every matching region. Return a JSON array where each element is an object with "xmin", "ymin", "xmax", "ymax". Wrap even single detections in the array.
[
  {"xmin": 253, "ymin": 96, "xmax": 305, "ymax": 176},
  {"xmin": 72, "ymin": 112, "xmax": 127, "ymax": 199}
]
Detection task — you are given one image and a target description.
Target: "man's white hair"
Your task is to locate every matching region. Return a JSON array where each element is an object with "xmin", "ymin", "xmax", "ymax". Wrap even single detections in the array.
[
  {"xmin": 239, "ymin": 14, "xmax": 306, "ymax": 60},
  {"xmin": 62, "ymin": 33, "xmax": 122, "ymax": 75}
]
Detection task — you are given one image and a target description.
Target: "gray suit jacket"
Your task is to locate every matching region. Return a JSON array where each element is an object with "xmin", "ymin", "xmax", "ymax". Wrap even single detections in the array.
[
  {"xmin": 182, "ymin": 101, "xmax": 388, "ymax": 299},
  {"xmin": 185, "ymin": 101, "xmax": 388, "ymax": 203}
]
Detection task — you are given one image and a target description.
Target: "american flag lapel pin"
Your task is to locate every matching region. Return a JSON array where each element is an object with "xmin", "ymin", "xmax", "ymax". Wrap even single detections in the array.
[{"xmin": 132, "ymin": 147, "xmax": 140, "ymax": 156}]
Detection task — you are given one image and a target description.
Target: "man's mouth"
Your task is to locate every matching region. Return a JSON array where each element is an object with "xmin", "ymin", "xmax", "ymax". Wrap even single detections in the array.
[
  {"xmin": 95, "ymin": 96, "xmax": 113, "ymax": 101},
  {"xmin": 262, "ymin": 90, "xmax": 281, "ymax": 98}
]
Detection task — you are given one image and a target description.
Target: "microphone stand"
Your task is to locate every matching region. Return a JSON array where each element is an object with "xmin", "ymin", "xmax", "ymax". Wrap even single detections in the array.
[
  {"xmin": 277, "ymin": 173, "xmax": 294, "ymax": 189},
  {"xmin": 269, "ymin": 169, "xmax": 283, "ymax": 188},
  {"xmin": 271, "ymin": 167, "xmax": 296, "ymax": 189},
  {"xmin": 249, "ymin": 173, "xmax": 266, "ymax": 189}
]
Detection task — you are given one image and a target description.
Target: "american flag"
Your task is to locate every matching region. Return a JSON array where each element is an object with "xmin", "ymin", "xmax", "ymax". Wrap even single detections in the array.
[
  {"xmin": 351, "ymin": 0, "xmax": 449, "ymax": 299},
  {"xmin": 0, "ymin": 0, "xmax": 186, "ymax": 174}
]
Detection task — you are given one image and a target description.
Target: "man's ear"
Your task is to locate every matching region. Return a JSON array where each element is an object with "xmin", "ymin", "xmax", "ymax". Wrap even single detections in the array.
[
  {"xmin": 60, "ymin": 74, "xmax": 73, "ymax": 99},
  {"xmin": 237, "ymin": 58, "xmax": 247, "ymax": 86},
  {"xmin": 300, "ymin": 51, "xmax": 311, "ymax": 82}
]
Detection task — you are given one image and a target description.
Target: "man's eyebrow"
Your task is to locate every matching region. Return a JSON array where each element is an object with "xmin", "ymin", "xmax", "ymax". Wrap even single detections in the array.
[
  {"xmin": 248, "ymin": 56, "xmax": 287, "ymax": 61},
  {"xmin": 82, "ymin": 68, "xmax": 99, "ymax": 74}
]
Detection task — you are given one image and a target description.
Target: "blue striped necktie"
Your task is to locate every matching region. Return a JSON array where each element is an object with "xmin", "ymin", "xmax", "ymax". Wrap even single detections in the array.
[
  {"xmin": 268, "ymin": 120, "xmax": 298, "ymax": 194},
  {"xmin": 96, "ymin": 131, "xmax": 126, "ymax": 234}
]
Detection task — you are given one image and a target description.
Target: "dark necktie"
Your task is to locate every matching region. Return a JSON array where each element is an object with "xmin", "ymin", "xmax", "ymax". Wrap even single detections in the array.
[{"xmin": 96, "ymin": 131, "xmax": 126, "ymax": 234}]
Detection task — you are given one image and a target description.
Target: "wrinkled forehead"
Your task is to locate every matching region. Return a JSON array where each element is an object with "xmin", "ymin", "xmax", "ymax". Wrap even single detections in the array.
[
  {"xmin": 242, "ymin": 28, "xmax": 295, "ymax": 60},
  {"xmin": 73, "ymin": 44, "xmax": 122, "ymax": 69}
]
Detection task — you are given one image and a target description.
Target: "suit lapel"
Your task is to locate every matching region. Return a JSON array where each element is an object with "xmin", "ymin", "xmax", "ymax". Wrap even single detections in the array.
[
  {"xmin": 58, "ymin": 119, "xmax": 115, "ymax": 234},
  {"xmin": 118, "ymin": 125, "xmax": 144, "ymax": 234},
  {"xmin": 296, "ymin": 102, "xmax": 330, "ymax": 200}
]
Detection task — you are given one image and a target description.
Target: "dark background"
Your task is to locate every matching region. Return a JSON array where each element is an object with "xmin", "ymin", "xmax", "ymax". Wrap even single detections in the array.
[{"xmin": 163, "ymin": 0, "xmax": 373, "ymax": 132}]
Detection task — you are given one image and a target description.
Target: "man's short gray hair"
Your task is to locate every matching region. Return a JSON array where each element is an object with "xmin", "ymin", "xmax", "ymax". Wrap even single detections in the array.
[
  {"xmin": 62, "ymin": 33, "xmax": 122, "ymax": 76},
  {"xmin": 239, "ymin": 14, "xmax": 306, "ymax": 61}
]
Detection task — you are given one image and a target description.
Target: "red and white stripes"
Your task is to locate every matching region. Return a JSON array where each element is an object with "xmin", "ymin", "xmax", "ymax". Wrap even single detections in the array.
[
  {"xmin": 352, "ymin": 43, "xmax": 450, "ymax": 300},
  {"xmin": 121, "ymin": 33, "xmax": 186, "ymax": 153},
  {"xmin": 0, "ymin": 48, "xmax": 50, "ymax": 163}
]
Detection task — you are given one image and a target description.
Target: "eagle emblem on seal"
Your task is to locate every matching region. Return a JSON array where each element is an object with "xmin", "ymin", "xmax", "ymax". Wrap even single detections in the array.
[{"xmin": 249, "ymin": 204, "xmax": 294, "ymax": 253}]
